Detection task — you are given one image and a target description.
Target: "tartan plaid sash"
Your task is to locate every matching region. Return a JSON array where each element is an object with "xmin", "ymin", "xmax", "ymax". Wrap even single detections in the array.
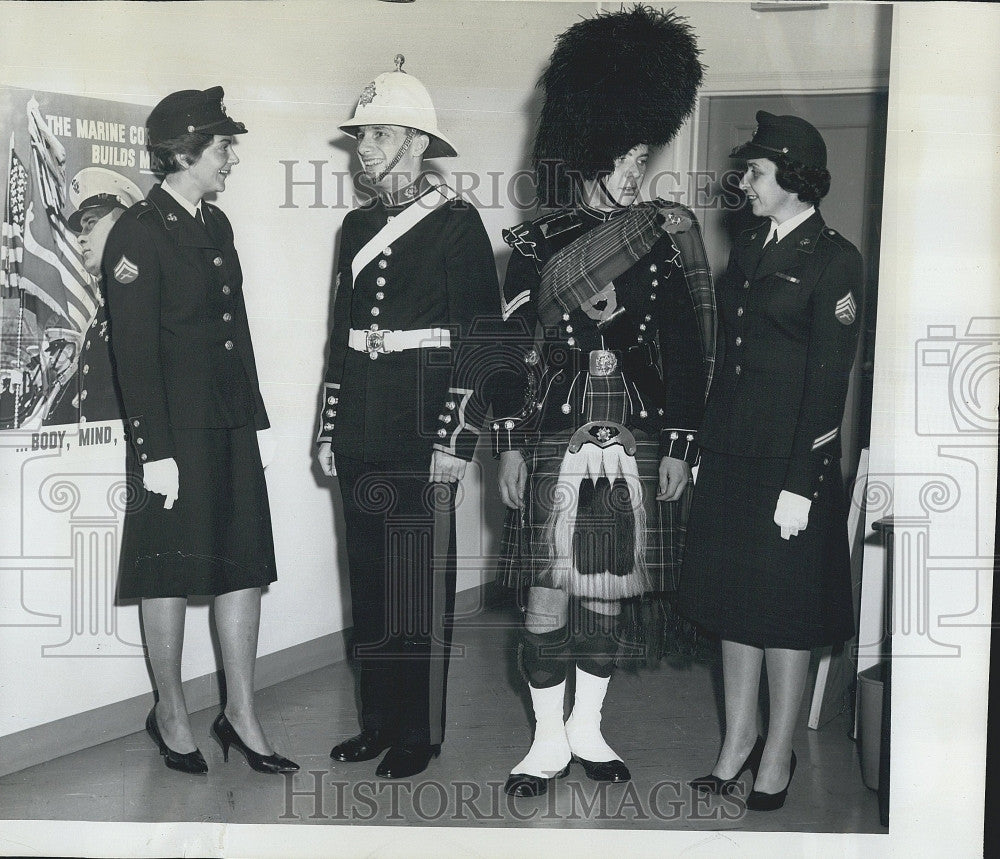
[{"xmin": 538, "ymin": 201, "xmax": 717, "ymax": 397}]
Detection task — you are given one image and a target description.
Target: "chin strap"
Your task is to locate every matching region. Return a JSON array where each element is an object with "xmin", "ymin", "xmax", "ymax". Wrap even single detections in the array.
[
  {"xmin": 596, "ymin": 177, "xmax": 630, "ymax": 210},
  {"xmin": 372, "ymin": 127, "xmax": 417, "ymax": 186}
]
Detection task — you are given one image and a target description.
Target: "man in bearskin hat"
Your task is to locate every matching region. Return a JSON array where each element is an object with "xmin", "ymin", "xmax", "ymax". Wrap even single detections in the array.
[
  {"xmin": 489, "ymin": 6, "xmax": 716, "ymax": 797},
  {"xmin": 317, "ymin": 56, "xmax": 499, "ymax": 779}
]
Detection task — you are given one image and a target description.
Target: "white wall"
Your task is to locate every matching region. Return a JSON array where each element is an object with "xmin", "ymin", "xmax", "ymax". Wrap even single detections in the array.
[{"xmin": 0, "ymin": 0, "xmax": 892, "ymax": 737}]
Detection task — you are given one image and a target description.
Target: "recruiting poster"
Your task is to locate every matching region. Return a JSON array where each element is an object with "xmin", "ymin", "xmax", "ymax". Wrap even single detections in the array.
[
  {"xmin": 1, "ymin": 86, "xmax": 153, "ymax": 433},
  {"xmin": 0, "ymin": 87, "xmax": 154, "ymax": 665}
]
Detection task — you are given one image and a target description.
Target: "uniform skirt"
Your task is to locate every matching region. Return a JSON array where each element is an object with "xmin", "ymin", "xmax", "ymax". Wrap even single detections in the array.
[
  {"xmin": 116, "ymin": 424, "xmax": 277, "ymax": 600},
  {"xmin": 678, "ymin": 449, "xmax": 855, "ymax": 650},
  {"xmin": 496, "ymin": 430, "xmax": 690, "ymax": 599}
]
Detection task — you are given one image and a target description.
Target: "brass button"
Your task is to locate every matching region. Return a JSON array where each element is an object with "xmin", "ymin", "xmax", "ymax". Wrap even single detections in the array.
[
  {"xmin": 735, "ymin": 337, "xmax": 742, "ymax": 346},
  {"xmin": 378, "ymin": 259, "xmax": 388, "ymax": 269},
  {"xmin": 132, "ymin": 420, "xmax": 140, "ymax": 427},
  {"xmin": 222, "ymin": 312, "xmax": 232, "ymax": 322},
  {"xmin": 743, "ymin": 280, "xmax": 750, "ymax": 289},
  {"xmin": 141, "ymin": 453, "xmax": 148, "ymax": 461},
  {"xmin": 83, "ymin": 364, "xmax": 90, "ymax": 374},
  {"xmin": 735, "ymin": 365, "xmax": 742, "ymax": 375},
  {"xmin": 651, "ymin": 279, "xmax": 659, "ymax": 287},
  {"xmin": 639, "ymin": 324, "xmax": 647, "ymax": 332},
  {"xmin": 213, "ymin": 256, "xmax": 223, "ymax": 267},
  {"xmin": 437, "ymin": 428, "xmax": 447, "ymax": 438},
  {"xmin": 136, "ymin": 437, "xmax": 144, "ymax": 445},
  {"xmin": 80, "ymin": 390, "xmax": 88, "ymax": 399},
  {"xmin": 225, "ymin": 340, "xmax": 234, "ymax": 350},
  {"xmin": 649, "ymin": 263, "xmax": 657, "ymax": 273},
  {"xmin": 376, "ymin": 276, "xmax": 386, "ymax": 287},
  {"xmin": 325, "ymin": 409, "xmax": 334, "ymax": 417},
  {"xmin": 222, "ymin": 285, "xmax": 231, "ymax": 295},
  {"xmin": 383, "ymin": 247, "xmax": 392, "ymax": 256},
  {"xmin": 327, "ymin": 396, "xmax": 336, "ymax": 404},
  {"xmin": 737, "ymin": 307, "xmax": 744, "ymax": 317},
  {"xmin": 375, "ymin": 291, "xmax": 385, "ymax": 300},
  {"xmin": 370, "ymin": 307, "xmax": 380, "ymax": 317}
]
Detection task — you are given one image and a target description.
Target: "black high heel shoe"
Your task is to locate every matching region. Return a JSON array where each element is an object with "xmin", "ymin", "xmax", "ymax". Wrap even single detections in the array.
[
  {"xmin": 689, "ymin": 735, "xmax": 764, "ymax": 795},
  {"xmin": 747, "ymin": 750, "xmax": 797, "ymax": 811},
  {"xmin": 146, "ymin": 707, "xmax": 207, "ymax": 775},
  {"xmin": 212, "ymin": 713, "xmax": 299, "ymax": 774}
]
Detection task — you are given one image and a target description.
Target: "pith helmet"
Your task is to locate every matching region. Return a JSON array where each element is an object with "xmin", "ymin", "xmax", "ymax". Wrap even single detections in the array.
[{"xmin": 340, "ymin": 55, "xmax": 457, "ymax": 158}]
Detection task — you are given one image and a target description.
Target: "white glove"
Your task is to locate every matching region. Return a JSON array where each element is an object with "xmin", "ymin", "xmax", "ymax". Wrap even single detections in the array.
[
  {"xmin": 257, "ymin": 427, "xmax": 277, "ymax": 469},
  {"xmin": 773, "ymin": 490, "xmax": 812, "ymax": 540},
  {"xmin": 317, "ymin": 441, "xmax": 336, "ymax": 477},
  {"xmin": 142, "ymin": 457, "xmax": 179, "ymax": 510}
]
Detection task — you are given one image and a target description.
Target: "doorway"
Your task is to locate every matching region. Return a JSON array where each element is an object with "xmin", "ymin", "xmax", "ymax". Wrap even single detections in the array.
[{"xmin": 694, "ymin": 91, "xmax": 889, "ymax": 479}]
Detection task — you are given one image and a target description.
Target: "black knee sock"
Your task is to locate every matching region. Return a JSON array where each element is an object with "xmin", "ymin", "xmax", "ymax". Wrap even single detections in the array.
[
  {"xmin": 570, "ymin": 604, "xmax": 620, "ymax": 679},
  {"xmin": 520, "ymin": 627, "xmax": 570, "ymax": 688}
]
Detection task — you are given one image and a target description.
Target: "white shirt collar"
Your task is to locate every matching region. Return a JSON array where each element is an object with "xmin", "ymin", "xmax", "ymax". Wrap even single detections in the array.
[
  {"xmin": 161, "ymin": 178, "xmax": 202, "ymax": 220},
  {"xmin": 770, "ymin": 205, "xmax": 816, "ymax": 244}
]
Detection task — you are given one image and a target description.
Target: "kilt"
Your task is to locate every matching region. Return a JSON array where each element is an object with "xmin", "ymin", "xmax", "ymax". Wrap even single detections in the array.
[
  {"xmin": 116, "ymin": 424, "xmax": 277, "ymax": 599},
  {"xmin": 678, "ymin": 449, "xmax": 855, "ymax": 650},
  {"xmin": 496, "ymin": 430, "xmax": 690, "ymax": 598}
]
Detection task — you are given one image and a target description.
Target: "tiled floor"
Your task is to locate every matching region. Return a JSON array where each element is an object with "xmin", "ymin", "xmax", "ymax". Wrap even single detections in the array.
[{"xmin": 0, "ymin": 595, "xmax": 884, "ymax": 833}]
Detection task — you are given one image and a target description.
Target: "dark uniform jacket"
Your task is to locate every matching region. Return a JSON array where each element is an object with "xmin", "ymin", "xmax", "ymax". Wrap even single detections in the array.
[
  {"xmin": 700, "ymin": 210, "xmax": 863, "ymax": 500},
  {"xmin": 79, "ymin": 295, "xmax": 124, "ymax": 424},
  {"xmin": 317, "ymin": 181, "xmax": 500, "ymax": 464},
  {"xmin": 103, "ymin": 183, "xmax": 269, "ymax": 464},
  {"xmin": 491, "ymin": 205, "xmax": 709, "ymax": 464}
]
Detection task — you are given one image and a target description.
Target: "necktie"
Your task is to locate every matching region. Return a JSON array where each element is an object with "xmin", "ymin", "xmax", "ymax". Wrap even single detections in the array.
[{"xmin": 195, "ymin": 207, "xmax": 205, "ymax": 225}]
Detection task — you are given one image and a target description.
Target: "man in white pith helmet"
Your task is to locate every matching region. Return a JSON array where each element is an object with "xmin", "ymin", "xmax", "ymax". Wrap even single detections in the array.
[{"xmin": 317, "ymin": 55, "xmax": 500, "ymax": 780}]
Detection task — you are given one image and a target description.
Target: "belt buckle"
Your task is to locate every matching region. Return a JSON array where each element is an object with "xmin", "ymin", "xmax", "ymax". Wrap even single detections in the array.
[
  {"xmin": 365, "ymin": 329, "xmax": 385, "ymax": 359},
  {"xmin": 589, "ymin": 349, "xmax": 618, "ymax": 377}
]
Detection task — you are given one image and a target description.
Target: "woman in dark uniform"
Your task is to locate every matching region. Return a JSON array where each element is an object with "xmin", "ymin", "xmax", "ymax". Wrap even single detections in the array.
[
  {"xmin": 680, "ymin": 112, "xmax": 862, "ymax": 810},
  {"xmin": 105, "ymin": 88, "xmax": 296, "ymax": 775}
]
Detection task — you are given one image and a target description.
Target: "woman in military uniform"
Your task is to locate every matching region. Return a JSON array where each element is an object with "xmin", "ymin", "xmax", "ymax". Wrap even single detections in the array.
[
  {"xmin": 105, "ymin": 88, "xmax": 296, "ymax": 775},
  {"xmin": 492, "ymin": 8, "xmax": 713, "ymax": 797},
  {"xmin": 680, "ymin": 112, "xmax": 862, "ymax": 810}
]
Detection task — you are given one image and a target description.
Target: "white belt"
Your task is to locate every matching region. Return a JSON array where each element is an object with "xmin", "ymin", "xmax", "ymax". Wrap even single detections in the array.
[{"xmin": 348, "ymin": 327, "xmax": 451, "ymax": 358}]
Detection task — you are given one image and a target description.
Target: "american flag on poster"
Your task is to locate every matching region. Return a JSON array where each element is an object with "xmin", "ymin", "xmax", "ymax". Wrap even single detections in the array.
[
  {"xmin": 0, "ymin": 141, "xmax": 28, "ymax": 294},
  {"xmin": 15, "ymin": 98, "xmax": 97, "ymax": 332}
]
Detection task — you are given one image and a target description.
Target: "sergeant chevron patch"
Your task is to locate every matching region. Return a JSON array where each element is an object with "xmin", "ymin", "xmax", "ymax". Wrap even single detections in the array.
[
  {"xmin": 835, "ymin": 291, "xmax": 857, "ymax": 324},
  {"xmin": 113, "ymin": 255, "xmax": 139, "ymax": 284}
]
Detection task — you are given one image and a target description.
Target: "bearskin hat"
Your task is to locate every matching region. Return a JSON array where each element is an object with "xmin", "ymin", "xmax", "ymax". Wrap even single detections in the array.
[{"xmin": 533, "ymin": 5, "xmax": 704, "ymax": 207}]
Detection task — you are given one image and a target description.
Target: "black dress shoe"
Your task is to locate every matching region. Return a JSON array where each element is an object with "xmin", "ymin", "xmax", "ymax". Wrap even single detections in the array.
[
  {"xmin": 375, "ymin": 744, "xmax": 440, "ymax": 779},
  {"xmin": 747, "ymin": 751, "xmax": 797, "ymax": 811},
  {"xmin": 572, "ymin": 755, "xmax": 631, "ymax": 783},
  {"xmin": 330, "ymin": 729, "xmax": 392, "ymax": 763},
  {"xmin": 690, "ymin": 735, "xmax": 765, "ymax": 796},
  {"xmin": 145, "ymin": 707, "xmax": 207, "ymax": 775},
  {"xmin": 504, "ymin": 764, "xmax": 571, "ymax": 797},
  {"xmin": 212, "ymin": 713, "xmax": 300, "ymax": 774}
]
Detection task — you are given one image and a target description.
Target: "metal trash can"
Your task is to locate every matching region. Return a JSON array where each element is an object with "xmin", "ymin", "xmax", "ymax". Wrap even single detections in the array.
[{"xmin": 857, "ymin": 662, "xmax": 885, "ymax": 791}]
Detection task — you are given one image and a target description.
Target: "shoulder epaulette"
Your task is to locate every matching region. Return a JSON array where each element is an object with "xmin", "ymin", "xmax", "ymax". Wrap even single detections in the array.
[
  {"xmin": 502, "ymin": 210, "xmax": 582, "ymax": 259},
  {"xmin": 818, "ymin": 225, "xmax": 855, "ymax": 251}
]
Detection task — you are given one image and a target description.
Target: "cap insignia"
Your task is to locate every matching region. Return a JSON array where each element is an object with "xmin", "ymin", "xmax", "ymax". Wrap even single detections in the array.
[{"xmin": 359, "ymin": 82, "xmax": 377, "ymax": 107}]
